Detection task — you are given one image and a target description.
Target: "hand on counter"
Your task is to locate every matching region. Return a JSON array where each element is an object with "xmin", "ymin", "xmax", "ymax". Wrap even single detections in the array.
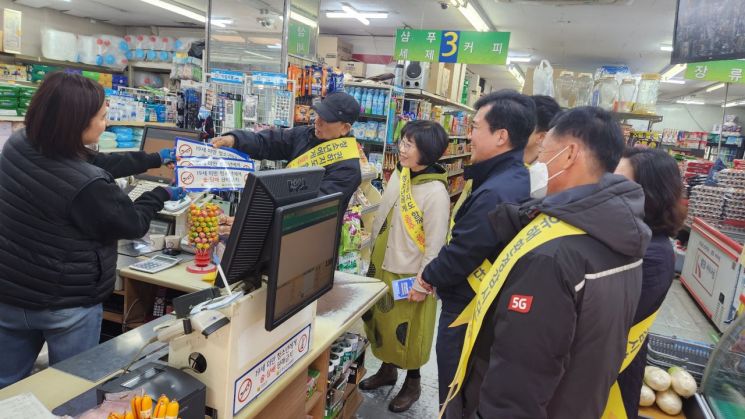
[{"xmin": 211, "ymin": 135, "xmax": 236, "ymax": 149}]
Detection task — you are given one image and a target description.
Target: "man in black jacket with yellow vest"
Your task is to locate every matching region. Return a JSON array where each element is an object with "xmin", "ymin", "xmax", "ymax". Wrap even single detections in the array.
[
  {"xmin": 211, "ymin": 92, "xmax": 362, "ymax": 208},
  {"xmin": 444, "ymin": 107, "xmax": 651, "ymax": 419}
]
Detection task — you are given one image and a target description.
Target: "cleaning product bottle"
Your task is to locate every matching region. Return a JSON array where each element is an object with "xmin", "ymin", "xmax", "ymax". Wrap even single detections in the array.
[
  {"xmin": 353, "ymin": 88, "xmax": 362, "ymax": 110},
  {"xmin": 365, "ymin": 89, "xmax": 373, "ymax": 115},
  {"xmin": 360, "ymin": 89, "xmax": 368, "ymax": 114},
  {"xmin": 372, "ymin": 90, "xmax": 380, "ymax": 115}
]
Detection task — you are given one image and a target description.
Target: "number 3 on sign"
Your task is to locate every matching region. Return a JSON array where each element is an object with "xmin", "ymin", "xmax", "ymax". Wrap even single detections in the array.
[{"xmin": 439, "ymin": 31, "xmax": 459, "ymax": 63}]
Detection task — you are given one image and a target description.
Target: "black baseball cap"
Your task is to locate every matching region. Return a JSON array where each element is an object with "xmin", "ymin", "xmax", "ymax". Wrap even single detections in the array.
[{"xmin": 312, "ymin": 92, "xmax": 360, "ymax": 124}]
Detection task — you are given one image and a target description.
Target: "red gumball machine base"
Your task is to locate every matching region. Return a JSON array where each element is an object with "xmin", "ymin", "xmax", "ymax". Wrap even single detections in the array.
[{"xmin": 187, "ymin": 249, "xmax": 216, "ymax": 274}]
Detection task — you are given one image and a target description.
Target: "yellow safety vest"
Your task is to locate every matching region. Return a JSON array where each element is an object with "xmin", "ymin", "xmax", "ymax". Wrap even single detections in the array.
[
  {"xmin": 440, "ymin": 213, "xmax": 586, "ymax": 418},
  {"xmin": 601, "ymin": 310, "xmax": 661, "ymax": 419},
  {"xmin": 286, "ymin": 137, "xmax": 359, "ymax": 168},
  {"xmin": 399, "ymin": 167, "xmax": 426, "ymax": 252}
]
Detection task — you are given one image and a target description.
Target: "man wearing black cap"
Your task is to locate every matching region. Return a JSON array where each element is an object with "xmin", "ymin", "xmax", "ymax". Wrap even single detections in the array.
[{"xmin": 211, "ymin": 92, "xmax": 362, "ymax": 207}]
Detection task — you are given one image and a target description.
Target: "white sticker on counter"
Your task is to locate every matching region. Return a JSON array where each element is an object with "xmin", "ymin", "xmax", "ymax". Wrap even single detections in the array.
[
  {"xmin": 175, "ymin": 166, "xmax": 253, "ymax": 191},
  {"xmin": 175, "ymin": 137, "xmax": 250, "ymax": 161},
  {"xmin": 178, "ymin": 156, "xmax": 255, "ymax": 171},
  {"xmin": 233, "ymin": 324, "xmax": 312, "ymax": 415}
]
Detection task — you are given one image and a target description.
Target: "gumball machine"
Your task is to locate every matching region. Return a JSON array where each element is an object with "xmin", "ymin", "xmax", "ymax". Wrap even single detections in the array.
[{"xmin": 186, "ymin": 202, "xmax": 222, "ymax": 274}]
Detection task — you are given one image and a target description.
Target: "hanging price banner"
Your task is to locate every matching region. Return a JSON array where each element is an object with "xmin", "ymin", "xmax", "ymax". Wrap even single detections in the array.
[
  {"xmin": 175, "ymin": 166, "xmax": 253, "ymax": 191},
  {"xmin": 175, "ymin": 138, "xmax": 250, "ymax": 161},
  {"xmin": 684, "ymin": 60, "xmax": 745, "ymax": 85},
  {"xmin": 394, "ymin": 29, "xmax": 510, "ymax": 65}
]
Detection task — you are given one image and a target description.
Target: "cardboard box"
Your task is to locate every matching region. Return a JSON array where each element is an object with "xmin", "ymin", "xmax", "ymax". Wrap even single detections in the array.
[
  {"xmin": 449, "ymin": 63, "xmax": 468, "ymax": 104},
  {"xmin": 340, "ymin": 60, "xmax": 366, "ymax": 78},
  {"xmin": 427, "ymin": 62, "xmax": 452, "ymax": 97},
  {"xmin": 319, "ymin": 36, "xmax": 353, "ymax": 67}
]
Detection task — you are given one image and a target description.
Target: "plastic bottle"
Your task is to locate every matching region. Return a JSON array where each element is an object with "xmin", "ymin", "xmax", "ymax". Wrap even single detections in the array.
[
  {"xmin": 381, "ymin": 91, "xmax": 389, "ymax": 116},
  {"xmin": 372, "ymin": 90, "xmax": 381, "ymax": 115},
  {"xmin": 360, "ymin": 89, "xmax": 368, "ymax": 114},
  {"xmin": 353, "ymin": 88, "xmax": 362, "ymax": 110},
  {"xmin": 365, "ymin": 89, "xmax": 373, "ymax": 115}
]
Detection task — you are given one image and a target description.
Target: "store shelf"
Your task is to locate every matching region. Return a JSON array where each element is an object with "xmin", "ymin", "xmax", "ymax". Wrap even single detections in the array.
[
  {"xmin": 404, "ymin": 88, "xmax": 475, "ymax": 113},
  {"xmin": 112, "ymin": 289, "xmax": 125, "ymax": 296},
  {"xmin": 99, "ymin": 147, "xmax": 141, "ymax": 153},
  {"xmin": 440, "ymin": 152, "xmax": 470, "ymax": 161},
  {"xmin": 360, "ymin": 203, "xmax": 380, "ymax": 215},
  {"xmin": 0, "ymin": 115, "xmax": 24, "ymax": 122},
  {"xmin": 129, "ymin": 62, "xmax": 173, "ymax": 73},
  {"xmin": 448, "ymin": 169, "xmax": 464, "ymax": 178},
  {"xmin": 611, "ymin": 111, "xmax": 663, "ymax": 124},
  {"xmin": 357, "ymin": 138, "xmax": 385, "ymax": 146},
  {"xmin": 106, "ymin": 121, "xmax": 176, "ymax": 127},
  {"xmin": 358, "ymin": 114, "xmax": 388, "ymax": 121},
  {"xmin": 304, "ymin": 391, "xmax": 323, "ymax": 414},
  {"xmin": 344, "ymin": 81, "xmax": 392, "ymax": 90},
  {"xmin": 103, "ymin": 311, "xmax": 123, "ymax": 323},
  {"xmin": 1, "ymin": 52, "xmax": 123, "ymax": 74},
  {"xmin": 450, "ymin": 188, "xmax": 464, "ymax": 197}
]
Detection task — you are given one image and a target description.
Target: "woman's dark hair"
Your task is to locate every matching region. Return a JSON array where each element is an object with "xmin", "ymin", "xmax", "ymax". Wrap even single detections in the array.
[
  {"xmin": 473, "ymin": 90, "xmax": 536, "ymax": 150},
  {"xmin": 25, "ymin": 71, "xmax": 105, "ymax": 159},
  {"xmin": 401, "ymin": 120, "xmax": 449, "ymax": 166},
  {"xmin": 623, "ymin": 148, "xmax": 685, "ymax": 236}
]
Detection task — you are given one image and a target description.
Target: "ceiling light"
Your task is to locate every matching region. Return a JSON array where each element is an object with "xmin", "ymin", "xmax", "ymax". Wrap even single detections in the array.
[
  {"xmin": 676, "ymin": 99, "xmax": 705, "ymax": 105},
  {"xmin": 660, "ymin": 44, "xmax": 673, "ymax": 52},
  {"xmin": 722, "ymin": 100, "xmax": 745, "ymax": 108},
  {"xmin": 211, "ymin": 19, "xmax": 233, "ymax": 27},
  {"xmin": 661, "ymin": 63, "xmax": 687, "ymax": 80},
  {"xmin": 508, "ymin": 64, "xmax": 525, "ymax": 87},
  {"xmin": 290, "ymin": 11, "xmax": 318, "ymax": 28},
  {"xmin": 267, "ymin": 44, "xmax": 282, "ymax": 49},
  {"xmin": 506, "ymin": 56, "xmax": 531, "ymax": 64},
  {"xmin": 140, "ymin": 0, "xmax": 208, "ymax": 25},
  {"xmin": 326, "ymin": 11, "xmax": 388, "ymax": 19},
  {"xmin": 341, "ymin": 4, "xmax": 370, "ymax": 25},
  {"xmin": 706, "ymin": 83, "xmax": 726, "ymax": 92},
  {"xmin": 458, "ymin": 2, "xmax": 489, "ymax": 32},
  {"xmin": 661, "ymin": 79, "xmax": 686, "ymax": 85},
  {"xmin": 450, "ymin": 0, "xmax": 468, "ymax": 6}
]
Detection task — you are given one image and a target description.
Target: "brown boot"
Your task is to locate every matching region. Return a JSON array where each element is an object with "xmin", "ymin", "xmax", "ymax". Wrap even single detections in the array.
[
  {"xmin": 359, "ymin": 362, "xmax": 398, "ymax": 390},
  {"xmin": 388, "ymin": 376, "xmax": 421, "ymax": 412}
]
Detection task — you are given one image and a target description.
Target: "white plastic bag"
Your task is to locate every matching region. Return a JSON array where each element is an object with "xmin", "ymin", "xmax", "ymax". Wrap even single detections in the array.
[{"xmin": 533, "ymin": 59, "xmax": 555, "ymax": 97}]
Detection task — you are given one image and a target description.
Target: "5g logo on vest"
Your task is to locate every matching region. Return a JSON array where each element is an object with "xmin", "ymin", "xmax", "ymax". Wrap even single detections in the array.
[{"xmin": 508, "ymin": 295, "xmax": 533, "ymax": 314}]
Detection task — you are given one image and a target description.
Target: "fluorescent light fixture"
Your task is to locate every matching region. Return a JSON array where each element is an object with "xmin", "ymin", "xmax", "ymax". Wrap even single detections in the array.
[
  {"xmin": 341, "ymin": 4, "xmax": 370, "ymax": 25},
  {"xmin": 706, "ymin": 83, "xmax": 726, "ymax": 92},
  {"xmin": 450, "ymin": 0, "xmax": 468, "ymax": 6},
  {"xmin": 722, "ymin": 100, "xmax": 745, "ymax": 108},
  {"xmin": 211, "ymin": 19, "xmax": 233, "ymax": 26},
  {"xmin": 326, "ymin": 11, "xmax": 388, "ymax": 19},
  {"xmin": 660, "ymin": 44, "xmax": 673, "ymax": 52},
  {"xmin": 676, "ymin": 99, "xmax": 705, "ymax": 105},
  {"xmin": 661, "ymin": 63, "xmax": 687, "ymax": 80},
  {"xmin": 267, "ymin": 44, "xmax": 282, "ymax": 49},
  {"xmin": 506, "ymin": 56, "xmax": 532, "ymax": 64},
  {"xmin": 508, "ymin": 64, "xmax": 525, "ymax": 87},
  {"xmin": 661, "ymin": 79, "xmax": 686, "ymax": 85},
  {"xmin": 458, "ymin": 2, "xmax": 489, "ymax": 32},
  {"xmin": 140, "ymin": 0, "xmax": 213, "ymax": 26},
  {"xmin": 290, "ymin": 11, "xmax": 318, "ymax": 28}
]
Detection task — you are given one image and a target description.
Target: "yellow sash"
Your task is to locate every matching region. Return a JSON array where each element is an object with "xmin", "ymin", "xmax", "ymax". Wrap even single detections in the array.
[
  {"xmin": 601, "ymin": 309, "xmax": 661, "ymax": 419},
  {"xmin": 440, "ymin": 213, "xmax": 586, "ymax": 418},
  {"xmin": 286, "ymin": 137, "xmax": 359, "ymax": 168},
  {"xmin": 399, "ymin": 168, "xmax": 426, "ymax": 253},
  {"xmin": 447, "ymin": 179, "xmax": 473, "ymax": 243}
]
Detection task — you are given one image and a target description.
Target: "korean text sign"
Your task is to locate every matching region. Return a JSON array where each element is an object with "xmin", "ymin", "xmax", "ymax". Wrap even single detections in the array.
[
  {"xmin": 394, "ymin": 29, "xmax": 510, "ymax": 65},
  {"xmin": 684, "ymin": 60, "xmax": 745, "ymax": 85}
]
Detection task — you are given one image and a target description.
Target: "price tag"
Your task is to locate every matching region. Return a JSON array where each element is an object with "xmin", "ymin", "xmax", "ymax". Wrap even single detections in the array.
[
  {"xmin": 391, "ymin": 277, "xmax": 416, "ymax": 300},
  {"xmin": 175, "ymin": 138, "xmax": 250, "ymax": 161}
]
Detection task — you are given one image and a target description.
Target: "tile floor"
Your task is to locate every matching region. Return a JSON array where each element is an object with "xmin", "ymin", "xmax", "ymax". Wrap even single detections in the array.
[{"xmin": 353, "ymin": 278, "xmax": 720, "ymax": 418}]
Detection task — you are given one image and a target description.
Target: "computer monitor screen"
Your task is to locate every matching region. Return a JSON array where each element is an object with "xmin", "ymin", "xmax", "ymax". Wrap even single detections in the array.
[
  {"xmin": 672, "ymin": 0, "xmax": 745, "ymax": 63},
  {"xmin": 219, "ymin": 167, "xmax": 326, "ymax": 290},
  {"xmin": 266, "ymin": 193, "xmax": 343, "ymax": 331},
  {"xmin": 140, "ymin": 126, "xmax": 201, "ymax": 181}
]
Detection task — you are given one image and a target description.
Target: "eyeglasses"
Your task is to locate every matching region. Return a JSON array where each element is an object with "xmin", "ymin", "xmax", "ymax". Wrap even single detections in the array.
[{"xmin": 398, "ymin": 140, "xmax": 414, "ymax": 152}]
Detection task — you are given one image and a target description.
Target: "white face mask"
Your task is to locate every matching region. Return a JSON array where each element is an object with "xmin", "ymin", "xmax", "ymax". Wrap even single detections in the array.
[{"xmin": 529, "ymin": 145, "xmax": 570, "ymax": 199}]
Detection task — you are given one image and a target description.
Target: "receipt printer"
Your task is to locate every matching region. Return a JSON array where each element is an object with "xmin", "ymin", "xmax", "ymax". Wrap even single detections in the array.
[{"xmin": 97, "ymin": 362, "xmax": 206, "ymax": 419}]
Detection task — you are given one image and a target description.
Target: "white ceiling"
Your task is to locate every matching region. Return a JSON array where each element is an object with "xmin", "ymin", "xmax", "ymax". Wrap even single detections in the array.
[{"xmin": 13, "ymin": 0, "xmax": 745, "ymax": 106}]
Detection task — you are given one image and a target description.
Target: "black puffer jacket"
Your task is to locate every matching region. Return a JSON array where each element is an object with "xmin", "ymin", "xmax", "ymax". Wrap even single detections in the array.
[
  {"xmin": 0, "ymin": 131, "xmax": 168, "ymax": 310},
  {"xmin": 450, "ymin": 174, "xmax": 652, "ymax": 419},
  {"xmin": 228, "ymin": 125, "xmax": 362, "ymax": 208}
]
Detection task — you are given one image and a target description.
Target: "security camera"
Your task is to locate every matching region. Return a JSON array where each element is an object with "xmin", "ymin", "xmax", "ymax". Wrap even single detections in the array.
[{"xmin": 439, "ymin": 2, "xmax": 449, "ymax": 9}]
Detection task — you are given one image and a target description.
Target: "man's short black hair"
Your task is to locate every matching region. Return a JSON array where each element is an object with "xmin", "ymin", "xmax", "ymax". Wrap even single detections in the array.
[
  {"xmin": 551, "ymin": 107, "xmax": 624, "ymax": 173},
  {"xmin": 401, "ymin": 120, "xmax": 450, "ymax": 166},
  {"xmin": 531, "ymin": 95, "xmax": 561, "ymax": 133},
  {"xmin": 474, "ymin": 90, "xmax": 536, "ymax": 150}
]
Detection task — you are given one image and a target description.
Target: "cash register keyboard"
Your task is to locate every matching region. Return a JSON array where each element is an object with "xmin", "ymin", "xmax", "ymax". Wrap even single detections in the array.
[{"xmin": 128, "ymin": 180, "xmax": 166, "ymax": 201}]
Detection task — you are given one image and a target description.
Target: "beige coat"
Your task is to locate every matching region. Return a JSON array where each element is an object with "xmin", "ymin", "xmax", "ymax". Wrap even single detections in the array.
[{"xmin": 371, "ymin": 170, "xmax": 450, "ymax": 275}]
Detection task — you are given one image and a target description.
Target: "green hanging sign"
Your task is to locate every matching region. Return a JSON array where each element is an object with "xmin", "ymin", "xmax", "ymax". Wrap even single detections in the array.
[
  {"xmin": 394, "ymin": 29, "xmax": 510, "ymax": 65},
  {"xmin": 684, "ymin": 60, "xmax": 745, "ymax": 84},
  {"xmin": 288, "ymin": 21, "xmax": 312, "ymax": 57}
]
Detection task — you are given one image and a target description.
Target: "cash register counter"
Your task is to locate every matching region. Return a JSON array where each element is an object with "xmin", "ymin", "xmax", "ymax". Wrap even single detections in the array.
[{"xmin": 0, "ymin": 271, "xmax": 387, "ymax": 419}]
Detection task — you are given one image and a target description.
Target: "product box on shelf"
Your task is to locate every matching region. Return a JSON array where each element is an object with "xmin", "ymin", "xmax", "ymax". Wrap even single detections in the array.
[
  {"xmin": 340, "ymin": 61, "xmax": 366, "ymax": 78},
  {"xmin": 318, "ymin": 36, "xmax": 353, "ymax": 68}
]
